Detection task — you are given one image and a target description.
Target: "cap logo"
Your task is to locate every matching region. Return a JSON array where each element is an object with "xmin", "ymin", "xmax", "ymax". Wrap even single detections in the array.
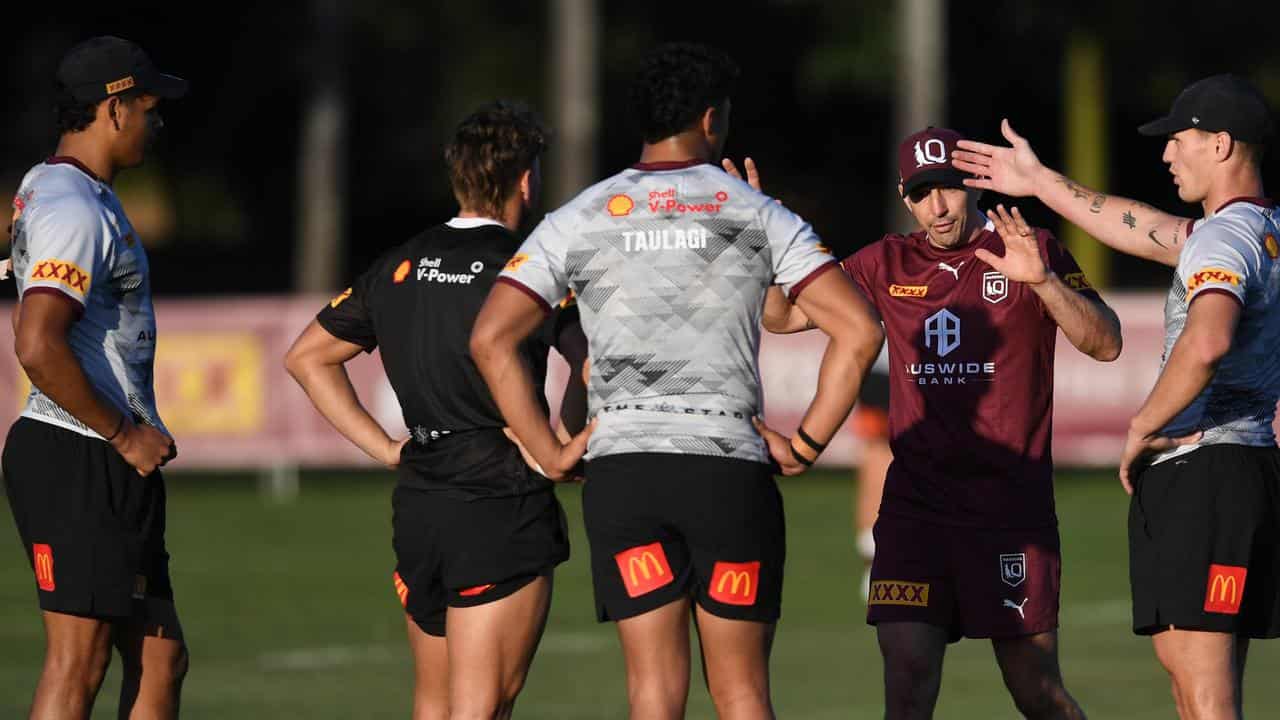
[
  {"xmin": 914, "ymin": 138, "xmax": 948, "ymax": 167},
  {"xmin": 1191, "ymin": 115, "xmax": 1200, "ymax": 125},
  {"xmin": 105, "ymin": 76, "xmax": 136, "ymax": 95}
]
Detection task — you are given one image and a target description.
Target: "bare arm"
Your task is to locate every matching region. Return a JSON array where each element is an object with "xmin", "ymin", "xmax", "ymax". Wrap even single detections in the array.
[
  {"xmin": 978, "ymin": 204, "xmax": 1122, "ymax": 361},
  {"xmin": 757, "ymin": 268, "xmax": 884, "ymax": 475},
  {"xmin": 16, "ymin": 292, "xmax": 174, "ymax": 474},
  {"xmin": 762, "ymin": 285, "xmax": 815, "ymax": 333},
  {"xmin": 1118, "ymin": 292, "xmax": 1237, "ymax": 491},
  {"xmin": 284, "ymin": 320, "xmax": 407, "ymax": 468},
  {"xmin": 953, "ymin": 119, "xmax": 1191, "ymax": 266},
  {"xmin": 471, "ymin": 283, "xmax": 593, "ymax": 480}
]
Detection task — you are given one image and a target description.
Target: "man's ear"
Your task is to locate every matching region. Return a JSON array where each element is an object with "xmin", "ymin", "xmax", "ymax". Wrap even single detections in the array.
[{"xmin": 898, "ymin": 183, "xmax": 911, "ymax": 212}]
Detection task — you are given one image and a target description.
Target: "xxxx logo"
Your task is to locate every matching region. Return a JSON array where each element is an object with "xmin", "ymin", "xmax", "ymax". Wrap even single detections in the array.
[
  {"xmin": 30, "ymin": 259, "xmax": 90, "ymax": 294},
  {"xmin": 709, "ymin": 560, "xmax": 760, "ymax": 606},
  {"xmin": 1187, "ymin": 267, "xmax": 1241, "ymax": 294},
  {"xmin": 889, "ymin": 284, "xmax": 928, "ymax": 298},
  {"xmin": 868, "ymin": 580, "xmax": 929, "ymax": 607},
  {"xmin": 392, "ymin": 572, "xmax": 409, "ymax": 607},
  {"xmin": 614, "ymin": 542, "xmax": 674, "ymax": 598}
]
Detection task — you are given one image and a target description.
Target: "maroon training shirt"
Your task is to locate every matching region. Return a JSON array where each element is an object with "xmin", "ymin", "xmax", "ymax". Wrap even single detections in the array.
[{"xmin": 843, "ymin": 222, "xmax": 1101, "ymax": 529}]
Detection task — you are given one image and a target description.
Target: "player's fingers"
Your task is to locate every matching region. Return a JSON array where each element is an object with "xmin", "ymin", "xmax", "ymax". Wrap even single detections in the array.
[
  {"xmin": 744, "ymin": 157, "xmax": 762, "ymax": 191},
  {"xmin": 962, "ymin": 177, "xmax": 994, "ymax": 190},
  {"xmin": 954, "ymin": 139, "xmax": 999, "ymax": 154},
  {"xmin": 1001, "ymin": 118, "xmax": 1025, "ymax": 145},
  {"xmin": 973, "ymin": 248, "xmax": 1001, "ymax": 267},
  {"xmin": 720, "ymin": 158, "xmax": 743, "ymax": 180},
  {"xmin": 951, "ymin": 150, "xmax": 991, "ymax": 169},
  {"xmin": 1119, "ymin": 466, "xmax": 1134, "ymax": 495},
  {"xmin": 1173, "ymin": 431, "xmax": 1203, "ymax": 446},
  {"xmin": 1011, "ymin": 206, "xmax": 1032, "ymax": 235}
]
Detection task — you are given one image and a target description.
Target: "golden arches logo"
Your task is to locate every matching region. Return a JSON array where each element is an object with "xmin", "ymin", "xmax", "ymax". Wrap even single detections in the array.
[
  {"xmin": 1203, "ymin": 564, "xmax": 1246, "ymax": 615},
  {"xmin": 716, "ymin": 570, "xmax": 751, "ymax": 596},
  {"xmin": 614, "ymin": 542, "xmax": 674, "ymax": 598},
  {"xmin": 33, "ymin": 544, "xmax": 55, "ymax": 591},
  {"xmin": 329, "ymin": 287, "xmax": 352, "ymax": 308},
  {"xmin": 709, "ymin": 560, "xmax": 760, "ymax": 606},
  {"xmin": 628, "ymin": 552, "xmax": 665, "ymax": 585}
]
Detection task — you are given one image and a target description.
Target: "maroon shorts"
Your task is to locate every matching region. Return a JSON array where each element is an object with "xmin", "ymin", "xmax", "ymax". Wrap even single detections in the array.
[{"xmin": 866, "ymin": 512, "xmax": 1061, "ymax": 641}]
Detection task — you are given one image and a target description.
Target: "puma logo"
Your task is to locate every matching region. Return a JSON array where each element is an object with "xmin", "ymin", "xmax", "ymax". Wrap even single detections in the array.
[
  {"xmin": 1003, "ymin": 598, "xmax": 1028, "ymax": 619},
  {"xmin": 938, "ymin": 261, "xmax": 965, "ymax": 280}
]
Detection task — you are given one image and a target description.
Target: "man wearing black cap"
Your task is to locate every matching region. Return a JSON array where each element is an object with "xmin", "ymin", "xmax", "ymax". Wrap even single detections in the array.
[
  {"xmin": 752, "ymin": 126, "xmax": 1119, "ymax": 718},
  {"xmin": 3, "ymin": 36, "xmax": 188, "ymax": 719},
  {"xmin": 955, "ymin": 75, "xmax": 1280, "ymax": 719}
]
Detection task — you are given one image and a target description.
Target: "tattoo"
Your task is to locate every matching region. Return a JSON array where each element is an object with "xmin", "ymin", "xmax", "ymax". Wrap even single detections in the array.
[
  {"xmin": 1122, "ymin": 211, "xmax": 1137, "ymax": 229},
  {"xmin": 1089, "ymin": 194, "xmax": 1108, "ymax": 214},
  {"xmin": 1148, "ymin": 228, "xmax": 1167, "ymax": 249},
  {"xmin": 1057, "ymin": 176, "xmax": 1090, "ymax": 200}
]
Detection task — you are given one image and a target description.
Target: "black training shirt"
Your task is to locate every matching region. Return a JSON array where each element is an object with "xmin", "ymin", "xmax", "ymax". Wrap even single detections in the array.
[{"xmin": 317, "ymin": 220, "xmax": 578, "ymax": 498}]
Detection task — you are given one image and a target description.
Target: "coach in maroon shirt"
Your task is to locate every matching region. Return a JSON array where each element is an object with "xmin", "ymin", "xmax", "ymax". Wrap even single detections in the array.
[{"xmin": 751, "ymin": 126, "xmax": 1122, "ymax": 718}]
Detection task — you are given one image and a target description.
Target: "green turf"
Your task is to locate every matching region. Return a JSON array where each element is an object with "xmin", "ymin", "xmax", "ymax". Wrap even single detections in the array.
[{"xmin": 1, "ymin": 470, "xmax": 1277, "ymax": 718}]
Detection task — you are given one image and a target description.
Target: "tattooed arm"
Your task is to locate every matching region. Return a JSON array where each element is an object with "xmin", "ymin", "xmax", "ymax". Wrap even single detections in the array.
[{"xmin": 953, "ymin": 119, "xmax": 1191, "ymax": 267}]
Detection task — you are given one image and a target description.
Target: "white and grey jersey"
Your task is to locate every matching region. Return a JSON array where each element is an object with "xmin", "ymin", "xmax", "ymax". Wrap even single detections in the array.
[
  {"xmin": 499, "ymin": 160, "xmax": 836, "ymax": 463},
  {"xmin": 9, "ymin": 159, "xmax": 167, "ymax": 439},
  {"xmin": 1154, "ymin": 199, "xmax": 1280, "ymax": 464}
]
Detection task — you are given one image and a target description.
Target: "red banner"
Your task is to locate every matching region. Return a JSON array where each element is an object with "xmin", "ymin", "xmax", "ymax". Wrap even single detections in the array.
[{"xmin": 0, "ymin": 292, "xmax": 1252, "ymax": 469}]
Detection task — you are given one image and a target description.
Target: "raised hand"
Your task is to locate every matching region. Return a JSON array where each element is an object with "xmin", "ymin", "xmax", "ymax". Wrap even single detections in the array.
[
  {"xmin": 951, "ymin": 119, "xmax": 1045, "ymax": 197},
  {"xmin": 974, "ymin": 204, "xmax": 1049, "ymax": 285},
  {"xmin": 721, "ymin": 156, "xmax": 765, "ymax": 193}
]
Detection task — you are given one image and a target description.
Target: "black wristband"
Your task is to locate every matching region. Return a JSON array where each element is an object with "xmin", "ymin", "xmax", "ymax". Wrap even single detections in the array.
[
  {"xmin": 104, "ymin": 414, "xmax": 126, "ymax": 442},
  {"xmin": 796, "ymin": 427, "xmax": 827, "ymax": 453},
  {"xmin": 790, "ymin": 443, "xmax": 814, "ymax": 467}
]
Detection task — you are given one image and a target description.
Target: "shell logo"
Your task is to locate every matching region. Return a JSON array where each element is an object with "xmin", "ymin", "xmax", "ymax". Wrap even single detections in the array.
[
  {"xmin": 1266, "ymin": 234, "xmax": 1278, "ymax": 260},
  {"xmin": 606, "ymin": 194, "xmax": 634, "ymax": 217},
  {"xmin": 393, "ymin": 259, "xmax": 411, "ymax": 284}
]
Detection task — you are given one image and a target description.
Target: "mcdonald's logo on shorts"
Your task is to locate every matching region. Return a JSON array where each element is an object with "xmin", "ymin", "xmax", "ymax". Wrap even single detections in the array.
[
  {"xmin": 1204, "ymin": 564, "xmax": 1247, "ymax": 615},
  {"xmin": 392, "ymin": 571, "xmax": 409, "ymax": 607},
  {"xmin": 709, "ymin": 560, "xmax": 760, "ymax": 606},
  {"xmin": 33, "ymin": 544, "xmax": 55, "ymax": 591},
  {"xmin": 614, "ymin": 542, "xmax": 674, "ymax": 598},
  {"xmin": 458, "ymin": 583, "xmax": 495, "ymax": 597}
]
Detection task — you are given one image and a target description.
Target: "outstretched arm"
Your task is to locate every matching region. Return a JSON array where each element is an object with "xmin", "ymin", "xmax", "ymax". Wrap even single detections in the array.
[
  {"xmin": 952, "ymin": 119, "xmax": 1191, "ymax": 266},
  {"xmin": 978, "ymin": 204, "xmax": 1122, "ymax": 361}
]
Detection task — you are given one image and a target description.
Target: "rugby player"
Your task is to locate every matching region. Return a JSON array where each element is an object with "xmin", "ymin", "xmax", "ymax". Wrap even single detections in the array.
[
  {"xmin": 954, "ymin": 75, "xmax": 1278, "ymax": 720},
  {"xmin": 755, "ymin": 126, "xmax": 1122, "ymax": 719},
  {"xmin": 284, "ymin": 101, "xmax": 590, "ymax": 720},
  {"xmin": 3, "ymin": 36, "xmax": 187, "ymax": 720},
  {"xmin": 470, "ymin": 43, "xmax": 884, "ymax": 719}
]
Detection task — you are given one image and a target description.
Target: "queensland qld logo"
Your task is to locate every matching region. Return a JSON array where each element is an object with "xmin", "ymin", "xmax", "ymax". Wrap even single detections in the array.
[
  {"xmin": 1000, "ymin": 553, "xmax": 1027, "ymax": 588},
  {"xmin": 982, "ymin": 271, "xmax": 1008, "ymax": 304},
  {"xmin": 924, "ymin": 308, "xmax": 960, "ymax": 357}
]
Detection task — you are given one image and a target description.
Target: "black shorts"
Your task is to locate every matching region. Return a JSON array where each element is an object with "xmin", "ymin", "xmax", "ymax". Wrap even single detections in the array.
[
  {"xmin": 391, "ymin": 485, "xmax": 569, "ymax": 637},
  {"xmin": 1130, "ymin": 444, "xmax": 1280, "ymax": 637},
  {"xmin": 2, "ymin": 417, "xmax": 175, "ymax": 621},
  {"xmin": 583, "ymin": 453, "xmax": 785, "ymax": 623}
]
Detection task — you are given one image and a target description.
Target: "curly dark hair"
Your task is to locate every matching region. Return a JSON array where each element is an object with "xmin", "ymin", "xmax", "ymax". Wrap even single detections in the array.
[
  {"xmin": 628, "ymin": 42, "xmax": 740, "ymax": 144},
  {"xmin": 55, "ymin": 84, "xmax": 144, "ymax": 134},
  {"xmin": 444, "ymin": 101, "xmax": 550, "ymax": 218}
]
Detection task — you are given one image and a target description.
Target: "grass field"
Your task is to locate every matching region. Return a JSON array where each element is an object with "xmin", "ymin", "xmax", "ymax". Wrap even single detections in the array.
[{"xmin": 2, "ymin": 469, "xmax": 1277, "ymax": 718}]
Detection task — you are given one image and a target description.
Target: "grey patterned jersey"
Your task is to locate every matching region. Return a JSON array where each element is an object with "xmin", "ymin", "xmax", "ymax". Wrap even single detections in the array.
[
  {"xmin": 1153, "ymin": 198, "xmax": 1280, "ymax": 464},
  {"xmin": 9, "ymin": 159, "xmax": 167, "ymax": 439},
  {"xmin": 499, "ymin": 160, "xmax": 835, "ymax": 462}
]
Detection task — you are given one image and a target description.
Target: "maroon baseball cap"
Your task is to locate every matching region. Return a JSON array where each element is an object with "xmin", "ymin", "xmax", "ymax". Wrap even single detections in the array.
[{"xmin": 899, "ymin": 127, "xmax": 968, "ymax": 198}]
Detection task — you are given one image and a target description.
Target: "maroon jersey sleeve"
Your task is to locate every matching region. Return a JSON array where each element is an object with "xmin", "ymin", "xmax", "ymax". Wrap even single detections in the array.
[
  {"xmin": 840, "ymin": 242, "xmax": 885, "ymax": 315},
  {"xmin": 1038, "ymin": 229, "xmax": 1101, "ymax": 303}
]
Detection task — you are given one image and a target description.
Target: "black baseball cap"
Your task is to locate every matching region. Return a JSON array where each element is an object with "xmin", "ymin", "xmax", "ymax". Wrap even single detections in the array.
[
  {"xmin": 56, "ymin": 36, "xmax": 188, "ymax": 104},
  {"xmin": 1138, "ymin": 74, "xmax": 1273, "ymax": 143}
]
